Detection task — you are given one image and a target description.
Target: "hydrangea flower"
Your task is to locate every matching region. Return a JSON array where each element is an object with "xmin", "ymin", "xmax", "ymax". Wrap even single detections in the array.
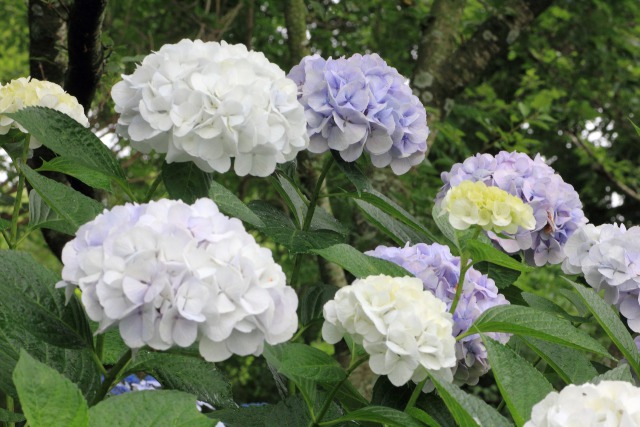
[
  {"xmin": 0, "ymin": 77, "xmax": 89, "ymax": 148},
  {"xmin": 57, "ymin": 198, "xmax": 299, "ymax": 362},
  {"xmin": 441, "ymin": 180, "xmax": 536, "ymax": 234},
  {"xmin": 322, "ymin": 275, "xmax": 456, "ymax": 388},
  {"xmin": 111, "ymin": 39, "xmax": 308, "ymax": 177},
  {"xmin": 437, "ymin": 151, "xmax": 587, "ymax": 266},
  {"xmin": 562, "ymin": 223, "xmax": 640, "ymax": 332},
  {"xmin": 367, "ymin": 243, "xmax": 510, "ymax": 386},
  {"xmin": 525, "ymin": 381, "xmax": 640, "ymax": 426},
  {"xmin": 288, "ymin": 54, "xmax": 428, "ymax": 175}
]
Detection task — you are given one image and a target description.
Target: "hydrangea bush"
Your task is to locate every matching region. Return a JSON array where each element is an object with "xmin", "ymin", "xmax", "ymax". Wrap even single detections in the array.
[{"xmin": 1, "ymin": 39, "xmax": 639, "ymax": 427}]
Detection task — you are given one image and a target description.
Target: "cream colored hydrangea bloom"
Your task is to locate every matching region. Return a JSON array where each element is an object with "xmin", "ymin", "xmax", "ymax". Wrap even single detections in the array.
[
  {"xmin": 322, "ymin": 275, "xmax": 457, "ymax": 388},
  {"xmin": 0, "ymin": 77, "xmax": 89, "ymax": 148},
  {"xmin": 525, "ymin": 381, "xmax": 640, "ymax": 427},
  {"xmin": 442, "ymin": 180, "xmax": 536, "ymax": 234}
]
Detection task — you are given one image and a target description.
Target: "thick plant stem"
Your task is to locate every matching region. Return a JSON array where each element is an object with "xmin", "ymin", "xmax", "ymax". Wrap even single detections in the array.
[
  {"xmin": 6, "ymin": 394, "xmax": 15, "ymax": 427},
  {"xmin": 91, "ymin": 349, "xmax": 132, "ymax": 406},
  {"xmin": 449, "ymin": 253, "xmax": 471, "ymax": 314},
  {"xmin": 143, "ymin": 174, "xmax": 163, "ymax": 203}
]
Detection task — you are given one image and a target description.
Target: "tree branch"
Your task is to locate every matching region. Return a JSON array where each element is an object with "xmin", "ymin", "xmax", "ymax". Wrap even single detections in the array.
[
  {"xmin": 412, "ymin": 0, "xmax": 554, "ymax": 147},
  {"xmin": 284, "ymin": 0, "xmax": 309, "ymax": 66},
  {"xmin": 64, "ymin": 0, "xmax": 108, "ymax": 111},
  {"xmin": 29, "ymin": 0, "xmax": 68, "ymax": 83},
  {"xmin": 567, "ymin": 131, "xmax": 640, "ymax": 202}
]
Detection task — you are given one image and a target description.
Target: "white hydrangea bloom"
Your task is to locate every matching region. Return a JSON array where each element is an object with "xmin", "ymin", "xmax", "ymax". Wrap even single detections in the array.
[
  {"xmin": 322, "ymin": 275, "xmax": 456, "ymax": 388},
  {"xmin": 57, "ymin": 198, "xmax": 298, "ymax": 362},
  {"xmin": 0, "ymin": 77, "xmax": 89, "ymax": 148},
  {"xmin": 111, "ymin": 39, "xmax": 309, "ymax": 177},
  {"xmin": 525, "ymin": 381, "xmax": 640, "ymax": 427}
]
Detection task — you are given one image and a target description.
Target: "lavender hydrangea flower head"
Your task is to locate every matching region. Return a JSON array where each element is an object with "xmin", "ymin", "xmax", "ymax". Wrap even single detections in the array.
[
  {"xmin": 288, "ymin": 53, "xmax": 429, "ymax": 175},
  {"xmin": 437, "ymin": 151, "xmax": 587, "ymax": 266},
  {"xmin": 366, "ymin": 243, "xmax": 510, "ymax": 385},
  {"xmin": 562, "ymin": 223, "xmax": 640, "ymax": 332},
  {"xmin": 57, "ymin": 198, "xmax": 299, "ymax": 362}
]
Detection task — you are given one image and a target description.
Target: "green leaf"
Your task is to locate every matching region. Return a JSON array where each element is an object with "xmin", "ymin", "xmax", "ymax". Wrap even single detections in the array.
[
  {"xmin": 483, "ymin": 337, "xmax": 553, "ymax": 426},
  {"xmin": 248, "ymin": 201, "xmax": 345, "ymax": 252},
  {"xmin": 406, "ymin": 408, "xmax": 441, "ymax": 427},
  {"xmin": 468, "ymin": 305, "xmax": 611, "ymax": 358},
  {"xmin": 466, "ymin": 240, "xmax": 533, "ymax": 272},
  {"xmin": 13, "ymin": 350, "xmax": 89, "ymax": 427},
  {"xmin": 521, "ymin": 292, "xmax": 588, "ymax": 323},
  {"xmin": 564, "ymin": 278, "xmax": 640, "ymax": 375},
  {"xmin": 22, "ymin": 164, "xmax": 103, "ymax": 232},
  {"xmin": 354, "ymin": 198, "xmax": 426, "ymax": 245},
  {"xmin": 428, "ymin": 370, "xmax": 513, "ymax": 427},
  {"xmin": 0, "ymin": 250, "xmax": 92, "ymax": 349},
  {"xmin": 8, "ymin": 107, "xmax": 127, "ymax": 182},
  {"xmin": 475, "ymin": 262, "xmax": 521, "ymax": 289},
  {"xmin": 213, "ymin": 405, "xmax": 271, "ymax": 427},
  {"xmin": 0, "ymin": 314, "xmax": 100, "ymax": 401},
  {"xmin": 28, "ymin": 190, "xmax": 76, "ymax": 235},
  {"xmin": 371, "ymin": 376, "xmax": 413, "ymax": 410},
  {"xmin": 263, "ymin": 344, "xmax": 317, "ymax": 414},
  {"xmin": 331, "ymin": 151, "xmax": 371, "ymax": 193},
  {"xmin": 312, "ymin": 244, "xmax": 412, "ymax": 278},
  {"xmin": 37, "ymin": 157, "xmax": 113, "ymax": 192},
  {"xmin": 323, "ymin": 406, "xmax": 424, "ymax": 427},
  {"xmin": 432, "ymin": 203, "xmax": 461, "ymax": 250},
  {"xmin": 356, "ymin": 189, "xmax": 439, "ymax": 243},
  {"xmin": 126, "ymin": 350, "xmax": 235, "ymax": 409},
  {"xmin": 277, "ymin": 343, "xmax": 345, "ymax": 383},
  {"xmin": 589, "ymin": 364, "xmax": 634, "ymax": 384},
  {"xmin": 0, "ymin": 408, "xmax": 26, "ymax": 423},
  {"xmin": 519, "ymin": 336, "xmax": 598, "ymax": 384},
  {"xmin": 272, "ymin": 174, "xmax": 348, "ymax": 235},
  {"xmin": 208, "ymin": 180, "xmax": 264, "ymax": 228},
  {"xmin": 299, "ymin": 284, "xmax": 338, "ymax": 326},
  {"xmin": 162, "ymin": 161, "xmax": 212, "ymax": 204},
  {"xmin": 88, "ymin": 390, "xmax": 215, "ymax": 427}
]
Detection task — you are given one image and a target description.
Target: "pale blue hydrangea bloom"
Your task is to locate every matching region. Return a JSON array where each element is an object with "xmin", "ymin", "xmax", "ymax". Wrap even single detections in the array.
[
  {"xmin": 366, "ymin": 243, "xmax": 510, "ymax": 385},
  {"xmin": 288, "ymin": 53, "xmax": 429, "ymax": 175},
  {"xmin": 437, "ymin": 151, "xmax": 587, "ymax": 266},
  {"xmin": 563, "ymin": 223, "xmax": 640, "ymax": 332}
]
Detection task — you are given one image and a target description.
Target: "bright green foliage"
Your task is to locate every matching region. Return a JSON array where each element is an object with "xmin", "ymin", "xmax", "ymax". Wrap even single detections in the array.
[{"xmin": 13, "ymin": 350, "xmax": 89, "ymax": 427}]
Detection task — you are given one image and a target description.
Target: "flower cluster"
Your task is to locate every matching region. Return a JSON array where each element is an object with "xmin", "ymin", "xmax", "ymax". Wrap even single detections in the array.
[
  {"xmin": 111, "ymin": 39, "xmax": 308, "ymax": 177},
  {"xmin": 441, "ymin": 180, "xmax": 536, "ymax": 234},
  {"xmin": 562, "ymin": 223, "xmax": 640, "ymax": 332},
  {"xmin": 0, "ymin": 77, "xmax": 89, "ymax": 148},
  {"xmin": 367, "ymin": 243, "xmax": 510, "ymax": 385},
  {"xmin": 288, "ymin": 54, "xmax": 429, "ymax": 175},
  {"xmin": 322, "ymin": 275, "xmax": 456, "ymax": 388},
  {"xmin": 57, "ymin": 198, "xmax": 298, "ymax": 362},
  {"xmin": 525, "ymin": 381, "xmax": 640, "ymax": 426},
  {"xmin": 437, "ymin": 151, "xmax": 587, "ymax": 266}
]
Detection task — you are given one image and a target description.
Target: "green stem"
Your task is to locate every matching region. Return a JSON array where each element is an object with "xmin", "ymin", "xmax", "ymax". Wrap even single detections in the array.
[
  {"xmin": 6, "ymin": 394, "xmax": 15, "ymax": 427},
  {"xmin": 90, "ymin": 349, "xmax": 108, "ymax": 376},
  {"xmin": 312, "ymin": 355, "xmax": 368, "ymax": 427},
  {"xmin": 96, "ymin": 334, "xmax": 105, "ymax": 361},
  {"xmin": 9, "ymin": 143, "xmax": 29, "ymax": 249},
  {"xmin": 405, "ymin": 377, "xmax": 428, "ymax": 412},
  {"xmin": 289, "ymin": 156, "xmax": 334, "ymax": 288},
  {"xmin": 302, "ymin": 156, "xmax": 334, "ymax": 232},
  {"xmin": 450, "ymin": 228, "xmax": 481, "ymax": 314},
  {"xmin": 143, "ymin": 174, "xmax": 163, "ymax": 203},
  {"xmin": 91, "ymin": 348, "xmax": 132, "ymax": 405}
]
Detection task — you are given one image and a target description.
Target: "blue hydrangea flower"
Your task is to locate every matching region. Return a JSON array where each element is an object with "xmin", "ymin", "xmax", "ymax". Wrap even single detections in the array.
[
  {"xmin": 366, "ymin": 243, "xmax": 510, "ymax": 385},
  {"xmin": 108, "ymin": 374, "xmax": 217, "ymax": 415},
  {"xmin": 288, "ymin": 53, "xmax": 429, "ymax": 175},
  {"xmin": 437, "ymin": 151, "xmax": 587, "ymax": 266}
]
